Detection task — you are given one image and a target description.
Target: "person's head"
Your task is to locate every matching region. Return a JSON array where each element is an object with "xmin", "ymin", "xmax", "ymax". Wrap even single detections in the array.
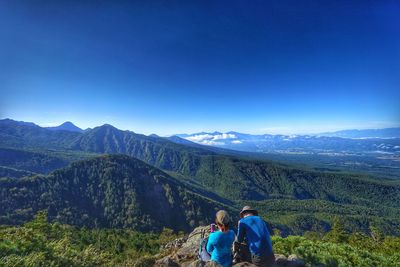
[
  {"xmin": 215, "ymin": 210, "xmax": 230, "ymax": 232},
  {"xmin": 239, "ymin": 206, "xmax": 258, "ymax": 218}
]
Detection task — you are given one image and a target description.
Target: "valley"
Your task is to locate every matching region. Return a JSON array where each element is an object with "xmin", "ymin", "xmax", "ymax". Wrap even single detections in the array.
[{"xmin": 1, "ymin": 119, "xmax": 399, "ymax": 237}]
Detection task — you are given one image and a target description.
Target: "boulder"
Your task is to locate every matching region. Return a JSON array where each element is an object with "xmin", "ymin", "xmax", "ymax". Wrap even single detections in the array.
[
  {"xmin": 232, "ymin": 262, "xmax": 257, "ymax": 267},
  {"xmin": 174, "ymin": 226, "xmax": 209, "ymax": 263},
  {"xmin": 286, "ymin": 254, "xmax": 305, "ymax": 267},
  {"xmin": 163, "ymin": 237, "xmax": 188, "ymax": 250},
  {"xmin": 274, "ymin": 254, "xmax": 288, "ymax": 266},
  {"xmin": 154, "ymin": 256, "xmax": 180, "ymax": 267}
]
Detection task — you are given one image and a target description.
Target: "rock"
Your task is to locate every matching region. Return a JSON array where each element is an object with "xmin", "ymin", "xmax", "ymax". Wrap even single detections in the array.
[
  {"xmin": 287, "ymin": 254, "xmax": 305, "ymax": 267},
  {"xmin": 181, "ymin": 259, "xmax": 223, "ymax": 267},
  {"xmin": 181, "ymin": 260, "xmax": 202, "ymax": 267},
  {"xmin": 274, "ymin": 254, "xmax": 288, "ymax": 266},
  {"xmin": 174, "ymin": 226, "xmax": 209, "ymax": 262},
  {"xmin": 163, "ymin": 237, "xmax": 188, "ymax": 250},
  {"xmin": 156, "ymin": 226, "xmax": 210, "ymax": 266},
  {"xmin": 154, "ymin": 256, "xmax": 180, "ymax": 267},
  {"xmin": 232, "ymin": 262, "xmax": 257, "ymax": 267}
]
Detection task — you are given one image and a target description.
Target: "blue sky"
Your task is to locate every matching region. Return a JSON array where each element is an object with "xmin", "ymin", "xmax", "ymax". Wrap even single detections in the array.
[{"xmin": 1, "ymin": 0, "xmax": 399, "ymax": 135}]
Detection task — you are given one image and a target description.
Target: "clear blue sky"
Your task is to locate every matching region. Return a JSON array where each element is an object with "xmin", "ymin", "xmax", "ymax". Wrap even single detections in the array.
[{"xmin": 1, "ymin": 0, "xmax": 399, "ymax": 135}]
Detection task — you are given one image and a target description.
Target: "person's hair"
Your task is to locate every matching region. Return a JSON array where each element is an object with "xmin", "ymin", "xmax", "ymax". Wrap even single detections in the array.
[
  {"xmin": 216, "ymin": 220, "xmax": 229, "ymax": 232},
  {"xmin": 215, "ymin": 210, "xmax": 230, "ymax": 232}
]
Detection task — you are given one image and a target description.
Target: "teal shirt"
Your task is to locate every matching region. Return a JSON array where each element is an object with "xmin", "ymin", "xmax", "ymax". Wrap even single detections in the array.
[{"xmin": 206, "ymin": 230, "xmax": 235, "ymax": 267}]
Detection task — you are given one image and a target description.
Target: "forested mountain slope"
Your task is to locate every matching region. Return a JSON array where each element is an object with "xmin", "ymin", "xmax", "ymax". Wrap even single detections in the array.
[
  {"xmin": 0, "ymin": 147, "xmax": 97, "ymax": 176},
  {"xmin": 189, "ymin": 155, "xmax": 400, "ymax": 206},
  {"xmin": 69, "ymin": 124, "xmax": 213, "ymax": 174},
  {"xmin": 0, "ymin": 155, "xmax": 233, "ymax": 231},
  {"xmin": 0, "ymin": 119, "xmax": 80, "ymax": 149}
]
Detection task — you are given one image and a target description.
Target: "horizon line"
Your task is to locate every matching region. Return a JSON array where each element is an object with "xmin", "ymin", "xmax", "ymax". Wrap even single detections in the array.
[{"xmin": 2, "ymin": 117, "xmax": 400, "ymax": 137}]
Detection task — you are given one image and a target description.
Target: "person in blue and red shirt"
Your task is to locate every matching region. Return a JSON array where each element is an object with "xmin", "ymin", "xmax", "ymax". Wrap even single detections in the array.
[{"xmin": 236, "ymin": 206, "xmax": 275, "ymax": 267}]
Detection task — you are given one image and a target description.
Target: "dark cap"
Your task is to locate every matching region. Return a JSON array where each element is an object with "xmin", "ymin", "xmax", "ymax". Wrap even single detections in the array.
[{"xmin": 239, "ymin": 206, "xmax": 258, "ymax": 217}]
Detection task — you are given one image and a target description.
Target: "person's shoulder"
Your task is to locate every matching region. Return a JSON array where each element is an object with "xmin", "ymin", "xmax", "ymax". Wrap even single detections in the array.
[
  {"xmin": 210, "ymin": 231, "xmax": 222, "ymax": 238},
  {"xmin": 254, "ymin": 215, "xmax": 263, "ymax": 221},
  {"xmin": 239, "ymin": 217, "xmax": 249, "ymax": 223},
  {"xmin": 240, "ymin": 216, "xmax": 254, "ymax": 223},
  {"xmin": 241, "ymin": 215, "xmax": 263, "ymax": 224}
]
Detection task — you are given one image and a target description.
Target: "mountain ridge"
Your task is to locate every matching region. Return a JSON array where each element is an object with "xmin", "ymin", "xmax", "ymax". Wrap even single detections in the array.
[
  {"xmin": 177, "ymin": 130, "xmax": 400, "ymax": 155},
  {"xmin": 318, "ymin": 127, "xmax": 400, "ymax": 139},
  {"xmin": 0, "ymin": 154, "xmax": 234, "ymax": 231},
  {"xmin": 46, "ymin": 121, "xmax": 83, "ymax": 133},
  {"xmin": 1, "ymin": 118, "xmax": 399, "ymax": 205}
]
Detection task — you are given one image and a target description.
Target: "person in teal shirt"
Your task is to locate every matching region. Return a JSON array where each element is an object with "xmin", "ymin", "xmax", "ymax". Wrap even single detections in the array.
[{"xmin": 206, "ymin": 210, "xmax": 236, "ymax": 267}]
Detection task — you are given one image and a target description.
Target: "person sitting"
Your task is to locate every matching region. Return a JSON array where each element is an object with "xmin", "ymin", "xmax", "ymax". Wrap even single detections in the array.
[
  {"xmin": 236, "ymin": 206, "xmax": 275, "ymax": 267},
  {"xmin": 206, "ymin": 210, "xmax": 236, "ymax": 267}
]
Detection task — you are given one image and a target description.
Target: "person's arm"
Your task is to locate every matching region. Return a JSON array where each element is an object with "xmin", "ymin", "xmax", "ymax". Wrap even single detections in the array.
[
  {"xmin": 236, "ymin": 221, "xmax": 245, "ymax": 243},
  {"xmin": 206, "ymin": 234, "xmax": 215, "ymax": 254}
]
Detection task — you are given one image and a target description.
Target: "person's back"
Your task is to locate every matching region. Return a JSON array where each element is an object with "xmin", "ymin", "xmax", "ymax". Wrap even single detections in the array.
[
  {"xmin": 236, "ymin": 206, "xmax": 274, "ymax": 267},
  {"xmin": 207, "ymin": 230, "xmax": 235, "ymax": 267},
  {"xmin": 237, "ymin": 215, "xmax": 273, "ymax": 256}
]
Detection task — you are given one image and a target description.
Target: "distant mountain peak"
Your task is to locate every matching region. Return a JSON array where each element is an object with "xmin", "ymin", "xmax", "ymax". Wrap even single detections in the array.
[
  {"xmin": 0, "ymin": 118, "xmax": 39, "ymax": 128},
  {"xmin": 46, "ymin": 121, "xmax": 83, "ymax": 133},
  {"xmin": 96, "ymin": 123, "xmax": 120, "ymax": 131}
]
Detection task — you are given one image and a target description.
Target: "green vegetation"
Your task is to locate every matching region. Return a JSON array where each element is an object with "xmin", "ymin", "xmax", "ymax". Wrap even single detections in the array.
[
  {"xmin": 273, "ymin": 218, "xmax": 400, "ymax": 266},
  {"xmin": 0, "ymin": 211, "xmax": 182, "ymax": 266},
  {"xmin": 0, "ymin": 147, "xmax": 97, "ymax": 175},
  {"xmin": 254, "ymin": 152, "xmax": 400, "ymax": 179},
  {"xmin": 0, "ymin": 119, "xmax": 80, "ymax": 150},
  {"xmin": 1, "ymin": 212, "xmax": 399, "ymax": 267},
  {"xmin": 252, "ymin": 199, "xmax": 400, "ymax": 235},
  {"xmin": 191, "ymin": 155, "xmax": 400, "ymax": 205},
  {"xmin": 273, "ymin": 235, "xmax": 400, "ymax": 267},
  {"xmin": 0, "ymin": 166, "xmax": 36, "ymax": 179},
  {"xmin": 0, "ymin": 155, "xmax": 233, "ymax": 231}
]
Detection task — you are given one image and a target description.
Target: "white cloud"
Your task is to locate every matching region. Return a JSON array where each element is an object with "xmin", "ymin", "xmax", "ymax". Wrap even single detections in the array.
[
  {"xmin": 231, "ymin": 140, "xmax": 242, "ymax": 144},
  {"xmin": 213, "ymin": 133, "xmax": 237, "ymax": 140},
  {"xmin": 202, "ymin": 140, "xmax": 224, "ymax": 146},
  {"xmin": 186, "ymin": 134, "xmax": 214, "ymax": 143},
  {"xmin": 184, "ymin": 133, "xmax": 237, "ymax": 146}
]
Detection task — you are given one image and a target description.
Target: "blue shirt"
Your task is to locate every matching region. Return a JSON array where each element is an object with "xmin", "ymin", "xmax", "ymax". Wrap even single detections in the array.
[
  {"xmin": 237, "ymin": 216, "xmax": 273, "ymax": 256},
  {"xmin": 206, "ymin": 230, "xmax": 235, "ymax": 267}
]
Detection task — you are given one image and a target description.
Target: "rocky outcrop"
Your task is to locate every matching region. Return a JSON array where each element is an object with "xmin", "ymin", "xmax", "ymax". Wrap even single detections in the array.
[{"xmin": 155, "ymin": 226, "xmax": 306, "ymax": 267}]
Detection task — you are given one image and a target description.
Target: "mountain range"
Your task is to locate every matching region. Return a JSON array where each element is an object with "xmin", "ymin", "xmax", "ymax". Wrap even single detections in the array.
[
  {"xmin": 0, "ymin": 118, "xmax": 399, "ymax": 234},
  {"xmin": 319, "ymin": 127, "xmax": 400, "ymax": 139},
  {"xmin": 177, "ymin": 130, "xmax": 400, "ymax": 154}
]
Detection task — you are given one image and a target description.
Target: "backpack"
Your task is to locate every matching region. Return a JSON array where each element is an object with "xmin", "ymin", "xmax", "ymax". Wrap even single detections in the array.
[
  {"xmin": 232, "ymin": 241, "xmax": 251, "ymax": 264},
  {"xmin": 198, "ymin": 229, "xmax": 211, "ymax": 262}
]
